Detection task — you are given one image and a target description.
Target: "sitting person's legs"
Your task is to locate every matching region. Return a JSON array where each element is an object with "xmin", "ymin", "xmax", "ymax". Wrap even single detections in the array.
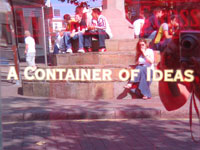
[
  {"xmin": 127, "ymin": 65, "xmax": 152, "ymax": 98},
  {"xmin": 72, "ymin": 32, "xmax": 85, "ymax": 53},
  {"xmin": 148, "ymin": 31, "xmax": 157, "ymax": 40},
  {"xmin": 84, "ymin": 29, "xmax": 108, "ymax": 52},
  {"xmin": 84, "ymin": 30, "xmax": 95, "ymax": 49},
  {"xmin": 53, "ymin": 44, "xmax": 59, "ymax": 54},
  {"xmin": 97, "ymin": 29, "xmax": 109, "ymax": 51},
  {"xmin": 159, "ymin": 38, "xmax": 171, "ymax": 52},
  {"xmin": 151, "ymin": 38, "xmax": 172, "ymax": 52},
  {"xmin": 64, "ymin": 32, "xmax": 72, "ymax": 53},
  {"xmin": 26, "ymin": 52, "xmax": 36, "ymax": 70}
]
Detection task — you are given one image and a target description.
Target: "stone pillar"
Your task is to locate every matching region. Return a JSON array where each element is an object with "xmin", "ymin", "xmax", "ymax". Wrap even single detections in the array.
[{"xmin": 102, "ymin": 0, "xmax": 134, "ymax": 39}]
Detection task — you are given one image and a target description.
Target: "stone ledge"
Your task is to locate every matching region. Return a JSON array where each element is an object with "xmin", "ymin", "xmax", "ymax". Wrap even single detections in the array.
[
  {"xmin": 2, "ymin": 108, "xmax": 161, "ymax": 122},
  {"xmin": 51, "ymin": 52, "xmax": 136, "ymax": 66},
  {"xmin": 22, "ymin": 80, "xmax": 159, "ymax": 100}
]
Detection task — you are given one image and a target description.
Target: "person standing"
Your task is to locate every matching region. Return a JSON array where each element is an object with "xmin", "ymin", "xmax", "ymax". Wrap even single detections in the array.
[{"xmin": 24, "ymin": 30, "xmax": 37, "ymax": 70}]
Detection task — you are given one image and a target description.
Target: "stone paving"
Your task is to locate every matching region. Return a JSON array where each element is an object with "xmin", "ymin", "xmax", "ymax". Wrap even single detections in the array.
[
  {"xmin": 1, "ymin": 83, "xmax": 197, "ymax": 122},
  {"xmin": 1, "ymin": 82, "xmax": 200, "ymax": 150},
  {"xmin": 2, "ymin": 119, "xmax": 200, "ymax": 150}
]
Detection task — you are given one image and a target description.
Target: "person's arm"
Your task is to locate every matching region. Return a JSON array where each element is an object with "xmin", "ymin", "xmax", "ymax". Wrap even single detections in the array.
[
  {"xmin": 140, "ymin": 21, "xmax": 144, "ymax": 31},
  {"xmin": 151, "ymin": 15, "xmax": 159, "ymax": 30},
  {"xmin": 70, "ymin": 31, "xmax": 76, "ymax": 37},
  {"xmin": 142, "ymin": 49, "xmax": 154, "ymax": 64},
  {"xmin": 95, "ymin": 26, "xmax": 106, "ymax": 30},
  {"xmin": 88, "ymin": 24, "xmax": 106, "ymax": 30},
  {"xmin": 80, "ymin": 28, "xmax": 86, "ymax": 33},
  {"xmin": 70, "ymin": 22, "xmax": 78, "ymax": 37},
  {"xmin": 79, "ymin": 20, "xmax": 87, "ymax": 33},
  {"xmin": 163, "ymin": 30, "xmax": 172, "ymax": 39},
  {"xmin": 25, "ymin": 44, "xmax": 28, "ymax": 54},
  {"xmin": 95, "ymin": 17, "xmax": 106, "ymax": 30},
  {"xmin": 24, "ymin": 38, "xmax": 28, "ymax": 54},
  {"xmin": 163, "ymin": 23, "xmax": 172, "ymax": 39}
]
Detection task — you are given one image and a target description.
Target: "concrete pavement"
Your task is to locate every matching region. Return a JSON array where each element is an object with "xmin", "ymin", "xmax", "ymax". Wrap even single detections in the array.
[
  {"xmin": 2, "ymin": 119, "xmax": 200, "ymax": 150},
  {"xmin": 1, "ymin": 82, "xmax": 200, "ymax": 150},
  {"xmin": 0, "ymin": 82, "xmax": 197, "ymax": 122}
]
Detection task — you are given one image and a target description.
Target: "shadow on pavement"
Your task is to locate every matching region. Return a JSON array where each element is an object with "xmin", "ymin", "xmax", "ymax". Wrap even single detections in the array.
[
  {"xmin": 1, "ymin": 96, "xmax": 159, "ymax": 122},
  {"xmin": 2, "ymin": 119, "xmax": 200, "ymax": 150},
  {"xmin": 2, "ymin": 84, "xmax": 200, "ymax": 150}
]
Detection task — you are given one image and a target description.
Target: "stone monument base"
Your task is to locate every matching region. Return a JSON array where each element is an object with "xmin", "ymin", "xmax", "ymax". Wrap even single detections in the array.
[{"xmin": 21, "ymin": 39, "xmax": 160, "ymax": 100}]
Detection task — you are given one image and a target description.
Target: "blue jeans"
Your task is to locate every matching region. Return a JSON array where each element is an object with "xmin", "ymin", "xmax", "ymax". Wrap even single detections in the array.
[
  {"xmin": 84, "ymin": 29, "xmax": 109, "ymax": 48},
  {"xmin": 64, "ymin": 32, "xmax": 84, "ymax": 51},
  {"xmin": 64, "ymin": 32, "xmax": 72, "ymax": 50},
  {"xmin": 53, "ymin": 44, "xmax": 59, "ymax": 54},
  {"xmin": 148, "ymin": 31, "xmax": 157, "ymax": 40},
  {"xmin": 150, "ymin": 38, "xmax": 171, "ymax": 52},
  {"xmin": 72, "ymin": 32, "xmax": 84, "ymax": 49},
  {"xmin": 129, "ymin": 65, "xmax": 152, "ymax": 98}
]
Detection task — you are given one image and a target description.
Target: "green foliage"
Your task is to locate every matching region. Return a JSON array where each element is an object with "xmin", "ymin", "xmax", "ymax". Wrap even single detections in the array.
[{"xmin": 58, "ymin": 0, "xmax": 96, "ymax": 6}]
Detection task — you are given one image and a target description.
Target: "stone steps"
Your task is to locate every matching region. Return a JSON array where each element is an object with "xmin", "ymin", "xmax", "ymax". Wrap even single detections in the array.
[
  {"xmin": 22, "ymin": 39, "xmax": 160, "ymax": 100},
  {"xmin": 51, "ymin": 51, "xmax": 136, "ymax": 66},
  {"xmin": 51, "ymin": 39, "xmax": 142, "ymax": 66},
  {"xmin": 22, "ymin": 80, "xmax": 158, "ymax": 100},
  {"xmin": 105, "ymin": 39, "xmax": 139, "ymax": 52},
  {"xmin": 51, "ymin": 38, "xmax": 160, "ymax": 66}
]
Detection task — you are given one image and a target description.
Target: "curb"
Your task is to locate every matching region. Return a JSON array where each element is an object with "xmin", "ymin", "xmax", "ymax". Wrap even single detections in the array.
[{"xmin": 2, "ymin": 108, "xmax": 161, "ymax": 122}]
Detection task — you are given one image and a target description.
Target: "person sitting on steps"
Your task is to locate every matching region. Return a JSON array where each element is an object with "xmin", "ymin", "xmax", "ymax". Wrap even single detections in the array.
[
  {"xmin": 63, "ymin": 6, "xmax": 87, "ymax": 53},
  {"xmin": 84, "ymin": 8, "xmax": 112, "ymax": 52},
  {"xmin": 124, "ymin": 39, "xmax": 154, "ymax": 100},
  {"xmin": 140, "ymin": 7, "xmax": 163, "ymax": 40},
  {"xmin": 150, "ymin": 15, "xmax": 179, "ymax": 52},
  {"xmin": 53, "ymin": 29, "xmax": 65, "ymax": 54}
]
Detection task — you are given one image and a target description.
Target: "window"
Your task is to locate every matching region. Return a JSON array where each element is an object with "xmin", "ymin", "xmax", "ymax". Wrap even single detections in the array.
[
  {"xmin": 15, "ymin": 10, "xmax": 25, "ymax": 43},
  {"xmin": 55, "ymin": 23, "xmax": 58, "ymax": 30},
  {"xmin": 15, "ymin": 9, "xmax": 40, "ymax": 44},
  {"xmin": 32, "ymin": 17, "xmax": 39, "ymax": 44},
  {"xmin": 0, "ymin": 24, "xmax": 12, "ymax": 46}
]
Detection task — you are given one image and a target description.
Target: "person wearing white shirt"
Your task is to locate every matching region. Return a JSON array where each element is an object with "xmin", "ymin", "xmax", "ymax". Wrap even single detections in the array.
[
  {"xmin": 84, "ymin": 8, "xmax": 112, "ymax": 52},
  {"xmin": 133, "ymin": 16, "xmax": 145, "ymax": 38},
  {"xmin": 24, "ymin": 30, "xmax": 36, "ymax": 70},
  {"xmin": 124, "ymin": 39, "xmax": 154, "ymax": 99},
  {"xmin": 53, "ymin": 30, "xmax": 65, "ymax": 54}
]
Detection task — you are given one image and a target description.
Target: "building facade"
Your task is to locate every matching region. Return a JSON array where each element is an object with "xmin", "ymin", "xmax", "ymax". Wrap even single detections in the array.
[
  {"xmin": 51, "ymin": 18, "xmax": 64, "ymax": 32},
  {"xmin": 10, "ymin": 0, "xmax": 51, "ymax": 59}
]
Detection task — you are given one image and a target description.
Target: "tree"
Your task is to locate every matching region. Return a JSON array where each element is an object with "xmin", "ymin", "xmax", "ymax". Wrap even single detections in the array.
[{"xmin": 58, "ymin": 0, "xmax": 97, "ymax": 6}]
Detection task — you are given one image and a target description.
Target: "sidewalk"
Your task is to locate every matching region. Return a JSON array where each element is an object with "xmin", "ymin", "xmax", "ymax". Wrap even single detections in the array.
[
  {"xmin": 2, "ymin": 119, "xmax": 200, "ymax": 150},
  {"xmin": 2, "ymin": 83, "xmax": 200, "ymax": 150},
  {"xmin": 1, "ymin": 83, "xmax": 194, "ymax": 122}
]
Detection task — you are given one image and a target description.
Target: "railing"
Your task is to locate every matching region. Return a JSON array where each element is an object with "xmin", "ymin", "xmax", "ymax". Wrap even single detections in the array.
[{"xmin": 0, "ymin": 45, "xmax": 21, "ymax": 84}]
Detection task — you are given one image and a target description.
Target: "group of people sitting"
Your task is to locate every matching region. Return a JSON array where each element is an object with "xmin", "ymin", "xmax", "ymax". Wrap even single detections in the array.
[
  {"xmin": 53, "ymin": 6, "xmax": 180, "ymax": 100},
  {"xmin": 53, "ymin": 6, "xmax": 112, "ymax": 54},
  {"xmin": 122, "ymin": 7, "xmax": 180, "ymax": 100},
  {"xmin": 133, "ymin": 7, "xmax": 179, "ymax": 52}
]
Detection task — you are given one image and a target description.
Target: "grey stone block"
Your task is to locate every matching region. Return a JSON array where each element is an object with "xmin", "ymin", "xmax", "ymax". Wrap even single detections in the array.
[
  {"xmin": 33, "ymin": 82, "xmax": 49, "ymax": 97},
  {"xmin": 22, "ymin": 81, "xmax": 34, "ymax": 96}
]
